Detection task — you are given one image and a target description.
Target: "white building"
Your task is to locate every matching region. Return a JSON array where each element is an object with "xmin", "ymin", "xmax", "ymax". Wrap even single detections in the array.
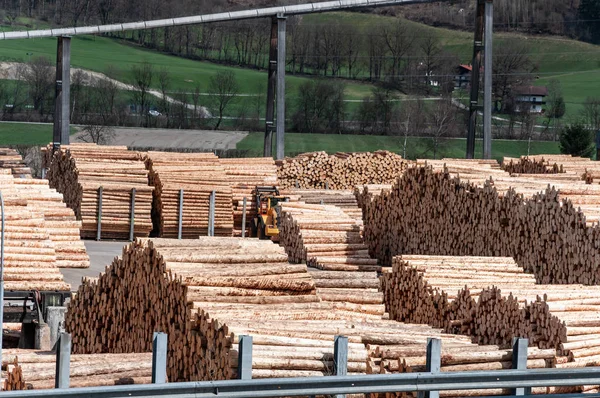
[{"xmin": 514, "ymin": 86, "xmax": 548, "ymax": 114}]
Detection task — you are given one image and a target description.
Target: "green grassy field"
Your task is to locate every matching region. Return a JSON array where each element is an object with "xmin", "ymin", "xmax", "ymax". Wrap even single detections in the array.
[
  {"xmin": 0, "ymin": 122, "xmax": 76, "ymax": 145},
  {"xmin": 237, "ymin": 132, "xmax": 561, "ymax": 160}
]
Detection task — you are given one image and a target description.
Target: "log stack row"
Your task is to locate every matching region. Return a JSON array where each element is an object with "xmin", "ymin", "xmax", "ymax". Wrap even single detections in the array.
[
  {"xmin": 219, "ymin": 157, "xmax": 277, "ymax": 236},
  {"xmin": 277, "ymin": 151, "xmax": 407, "ymax": 190},
  {"xmin": 65, "ymin": 237, "xmax": 555, "ymax": 395},
  {"xmin": 362, "ymin": 165, "xmax": 600, "ymax": 285},
  {"xmin": 278, "ymin": 202, "xmax": 383, "ymax": 312},
  {"xmin": 45, "ymin": 144, "xmax": 154, "ymax": 240},
  {"xmin": 283, "ymin": 189, "xmax": 363, "ymax": 221},
  {"xmin": 0, "ymin": 170, "xmax": 71, "ymax": 290},
  {"xmin": 503, "ymin": 154, "xmax": 600, "ymax": 182},
  {"xmin": 382, "ymin": 255, "xmax": 600, "ymax": 373},
  {"xmin": 2, "ymin": 351, "xmax": 154, "ymax": 390},
  {"xmin": 502, "ymin": 156, "xmax": 563, "ymax": 175},
  {"xmin": 145, "ymin": 152, "xmax": 234, "ymax": 237},
  {"xmin": 0, "ymin": 148, "xmax": 31, "ymax": 178}
]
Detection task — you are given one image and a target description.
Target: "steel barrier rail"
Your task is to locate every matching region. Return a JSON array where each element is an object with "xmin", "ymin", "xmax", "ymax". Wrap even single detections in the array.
[
  {"xmin": 0, "ymin": 0, "xmax": 445, "ymax": 40},
  {"xmin": 3, "ymin": 368, "xmax": 600, "ymax": 398}
]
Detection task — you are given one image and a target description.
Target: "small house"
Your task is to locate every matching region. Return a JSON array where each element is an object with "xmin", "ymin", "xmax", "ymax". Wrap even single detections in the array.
[
  {"xmin": 455, "ymin": 64, "xmax": 472, "ymax": 89},
  {"xmin": 513, "ymin": 86, "xmax": 548, "ymax": 114}
]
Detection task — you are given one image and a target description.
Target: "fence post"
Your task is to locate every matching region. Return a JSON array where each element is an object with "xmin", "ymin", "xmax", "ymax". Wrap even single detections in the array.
[
  {"xmin": 209, "ymin": 190, "xmax": 216, "ymax": 237},
  {"xmin": 54, "ymin": 332, "xmax": 71, "ymax": 388},
  {"xmin": 334, "ymin": 335, "xmax": 348, "ymax": 398},
  {"xmin": 238, "ymin": 335, "xmax": 253, "ymax": 380},
  {"xmin": 129, "ymin": 188, "xmax": 136, "ymax": 242},
  {"xmin": 152, "ymin": 332, "xmax": 168, "ymax": 384},
  {"xmin": 241, "ymin": 197, "xmax": 247, "ymax": 238},
  {"xmin": 512, "ymin": 337, "xmax": 530, "ymax": 396},
  {"xmin": 418, "ymin": 338, "xmax": 441, "ymax": 398},
  {"xmin": 96, "ymin": 186, "xmax": 103, "ymax": 241},
  {"xmin": 178, "ymin": 189, "xmax": 184, "ymax": 240}
]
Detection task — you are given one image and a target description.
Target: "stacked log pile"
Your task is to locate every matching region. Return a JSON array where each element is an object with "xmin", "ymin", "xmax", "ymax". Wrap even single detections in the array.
[
  {"xmin": 363, "ymin": 165, "xmax": 600, "ymax": 284},
  {"xmin": 66, "ymin": 237, "xmax": 554, "ymax": 393},
  {"xmin": 503, "ymin": 154, "xmax": 600, "ymax": 182},
  {"xmin": 382, "ymin": 254, "xmax": 600, "ymax": 378},
  {"xmin": 0, "ymin": 148, "xmax": 31, "ymax": 178},
  {"xmin": 145, "ymin": 152, "xmax": 233, "ymax": 237},
  {"xmin": 220, "ymin": 157, "xmax": 277, "ymax": 236},
  {"xmin": 45, "ymin": 144, "xmax": 153, "ymax": 240},
  {"xmin": 502, "ymin": 156, "xmax": 563, "ymax": 175},
  {"xmin": 354, "ymin": 185, "xmax": 392, "ymax": 213},
  {"xmin": 283, "ymin": 189, "xmax": 363, "ymax": 221},
  {"xmin": 0, "ymin": 171, "xmax": 71, "ymax": 290},
  {"xmin": 12, "ymin": 178, "xmax": 89, "ymax": 268},
  {"xmin": 2, "ymin": 351, "xmax": 153, "ymax": 390},
  {"xmin": 277, "ymin": 151, "xmax": 407, "ymax": 190},
  {"xmin": 278, "ymin": 202, "xmax": 383, "ymax": 311}
]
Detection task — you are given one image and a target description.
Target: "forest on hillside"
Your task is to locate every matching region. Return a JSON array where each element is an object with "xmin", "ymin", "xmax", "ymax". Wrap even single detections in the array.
[{"xmin": 0, "ymin": 0, "xmax": 599, "ymax": 43}]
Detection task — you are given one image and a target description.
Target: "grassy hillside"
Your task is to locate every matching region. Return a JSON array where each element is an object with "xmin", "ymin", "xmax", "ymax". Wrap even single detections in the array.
[
  {"xmin": 237, "ymin": 132, "xmax": 560, "ymax": 161},
  {"xmin": 0, "ymin": 122, "xmax": 76, "ymax": 145}
]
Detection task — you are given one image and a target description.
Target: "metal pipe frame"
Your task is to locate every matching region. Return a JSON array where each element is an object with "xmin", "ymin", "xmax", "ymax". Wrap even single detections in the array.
[
  {"xmin": 0, "ymin": 0, "xmax": 447, "ymax": 40},
  {"xmin": 482, "ymin": 0, "xmax": 493, "ymax": 159},
  {"xmin": 3, "ymin": 368, "xmax": 600, "ymax": 398},
  {"xmin": 0, "ymin": 191, "xmax": 5, "ymax": 369},
  {"xmin": 275, "ymin": 14, "xmax": 286, "ymax": 161}
]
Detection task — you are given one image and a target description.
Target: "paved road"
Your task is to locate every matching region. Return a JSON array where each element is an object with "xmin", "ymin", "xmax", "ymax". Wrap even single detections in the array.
[
  {"xmin": 61, "ymin": 241, "xmax": 127, "ymax": 291},
  {"xmin": 72, "ymin": 128, "xmax": 248, "ymax": 150}
]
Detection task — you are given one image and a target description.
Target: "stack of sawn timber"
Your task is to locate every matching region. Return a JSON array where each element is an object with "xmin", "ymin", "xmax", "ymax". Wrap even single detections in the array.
[
  {"xmin": 145, "ymin": 152, "xmax": 233, "ymax": 237},
  {"xmin": 219, "ymin": 157, "xmax": 277, "ymax": 236},
  {"xmin": 382, "ymin": 255, "xmax": 600, "ymax": 379},
  {"xmin": 45, "ymin": 144, "xmax": 153, "ymax": 240},
  {"xmin": 64, "ymin": 237, "xmax": 554, "ymax": 397},
  {"xmin": 278, "ymin": 202, "xmax": 383, "ymax": 312},
  {"xmin": 0, "ymin": 148, "xmax": 31, "ymax": 178},
  {"xmin": 362, "ymin": 164, "xmax": 600, "ymax": 285},
  {"xmin": 283, "ymin": 189, "xmax": 363, "ymax": 222},
  {"xmin": 277, "ymin": 151, "xmax": 407, "ymax": 190},
  {"xmin": 2, "ymin": 350, "xmax": 154, "ymax": 390},
  {"xmin": 0, "ymin": 171, "xmax": 71, "ymax": 290}
]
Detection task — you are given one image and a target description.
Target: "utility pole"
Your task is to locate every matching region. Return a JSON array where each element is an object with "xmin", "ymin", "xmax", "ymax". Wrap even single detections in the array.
[
  {"xmin": 483, "ymin": 0, "xmax": 493, "ymax": 159},
  {"xmin": 53, "ymin": 36, "xmax": 71, "ymax": 151},
  {"xmin": 466, "ymin": 1, "xmax": 485, "ymax": 159},
  {"xmin": 264, "ymin": 17, "xmax": 278, "ymax": 157},
  {"xmin": 275, "ymin": 14, "xmax": 286, "ymax": 160}
]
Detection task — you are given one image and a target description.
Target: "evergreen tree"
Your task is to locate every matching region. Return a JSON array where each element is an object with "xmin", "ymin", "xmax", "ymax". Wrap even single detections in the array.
[
  {"xmin": 559, "ymin": 123, "xmax": 595, "ymax": 158},
  {"xmin": 579, "ymin": 0, "xmax": 600, "ymax": 43}
]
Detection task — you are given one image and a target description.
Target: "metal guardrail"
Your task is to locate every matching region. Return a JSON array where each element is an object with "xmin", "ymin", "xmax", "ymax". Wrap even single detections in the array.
[
  {"xmin": 0, "ymin": 0, "xmax": 443, "ymax": 40},
  {"xmin": 4, "ymin": 333, "xmax": 600, "ymax": 398}
]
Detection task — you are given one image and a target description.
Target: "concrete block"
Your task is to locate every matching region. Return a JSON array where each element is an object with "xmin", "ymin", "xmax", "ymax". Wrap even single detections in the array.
[
  {"xmin": 47, "ymin": 306, "xmax": 67, "ymax": 348},
  {"xmin": 35, "ymin": 322, "xmax": 51, "ymax": 351}
]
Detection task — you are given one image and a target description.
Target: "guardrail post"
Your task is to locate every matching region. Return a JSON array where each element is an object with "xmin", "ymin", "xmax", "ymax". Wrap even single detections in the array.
[
  {"xmin": 238, "ymin": 335, "xmax": 253, "ymax": 380},
  {"xmin": 55, "ymin": 332, "xmax": 71, "ymax": 388},
  {"xmin": 96, "ymin": 186, "xmax": 103, "ymax": 241},
  {"xmin": 129, "ymin": 188, "xmax": 136, "ymax": 241},
  {"xmin": 241, "ymin": 197, "xmax": 247, "ymax": 238},
  {"xmin": 512, "ymin": 337, "xmax": 530, "ymax": 396},
  {"xmin": 152, "ymin": 332, "xmax": 168, "ymax": 384},
  {"xmin": 178, "ymin": 189, "xmax": 184, "ymax": 239},
  {"xmin": 208, "ymin": 190, "xmax": 216, "ymax": 237},
  {"xmin": 334, "ymin": 335, "xmax": 348, "ymax": 398},
  {"xmin": 295, "ymin": 179, "xmax": 299, "ymax": 188},
  {"xmin": 418, "ymin": 337, "xmax": 441, "ymax": 398}
]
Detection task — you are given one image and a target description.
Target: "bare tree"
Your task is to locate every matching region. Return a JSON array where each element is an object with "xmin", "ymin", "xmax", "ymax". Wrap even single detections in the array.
[
  {"xmin": 427, "ymin": 99, "xmax": 459, "ymax": 159},
  {"xmin": 207, "ymin": 70, "xmax": 239, "ymax": 130},
  {"xmin": 130, "ymin": 61, "xmax": 154, "ymax": 127},
  {"xmin": 392, "ymin": 96, "xmax": 425, "ymax": 158},
  {"xmin": 382, "ymin": 20, "xmax": 416, "ymax": 87},
  {"xmin": 158, "ymin": 67, "xmax": 171, "ymax": 127},
  {"xmin": 22, "ymin": 56, "xmax": 54, "ymax": 118},
  {"xmin": 582, "ymin": 97, "xmax": 600, "ymax": 131},
  {"xmin": 78, "ymin": 120, "xmax": 116, "ymax": 144},
  {"xmin": 544, "ymin": 79, "xmax": 566, "ymax": 140},
  {"xmin": 493, "ymin": 43, "xmax": 536, "ymax": 113}
]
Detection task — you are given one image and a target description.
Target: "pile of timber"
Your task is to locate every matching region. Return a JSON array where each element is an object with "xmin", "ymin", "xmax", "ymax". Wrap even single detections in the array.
[
  {"xmin": 0, "ymin": 171, "xmax": 71, "ymax": 290},
  {"xmin": 220, "ymin": 158, "xmax": 277, "ymax": 236},
  {"xmin": 363, "ymin": 165, "xmax": 600, "ymax": 284},
  {"xmin": 503, "ymin": 154, "xmax": 600, "ymax": 182},
  {"xmin": 283, "ymin": 189, "xmax": 363, "ymax": 221},
  {"xmin": 12, "ymin": 178, "xmax": 89, "ymax": 268},
  {"xmin": 45, "ymin": 143, "xmax": 153, "ymax": 240},
  {"xmin": 145, "ymin": 152, "xmax": 233, "ymax": 237},
  {"xmin": 2, "ymin": 351, "xmax": 153, "ymax": 390},
  {"xmin": 382, "ymin": 255, "xmax": 600, "ymax": 375},
  {"xmin": 0, "ymin": 148, "xmax": 31, "ymax": 178},
  {"xmin": 66, "ymin": 237, "xmax": 554, "ymax": 394},
  {"xmin": 354, "ymin": 184, "xmax": 392, "ymax": 212},
  {"xmin": 278, "ymin": 202, "xmax": 383, "ymax": 311},
  {"xmin": 502, "ymin": 156, "xmax": 563, "ymax": 175},
  {"xmin": 277, "ymin": 151, "xmax": 407, "ymax": 190}
]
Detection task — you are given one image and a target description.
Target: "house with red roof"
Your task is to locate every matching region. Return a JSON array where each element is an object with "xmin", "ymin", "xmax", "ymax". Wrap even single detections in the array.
[{"xmin": 514, "ymin": 86, "xmax": 548, "ymax": 114}]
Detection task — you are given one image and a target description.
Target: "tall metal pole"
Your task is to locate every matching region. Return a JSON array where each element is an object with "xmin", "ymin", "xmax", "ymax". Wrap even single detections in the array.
[
  {"xmin": 53, "ymin": 36, "xmax": 71, "ymax": 149},
  {"xmin": 466, "ymin": 1, "xmax": 485, "ymax": 159},
  {"xmin": 0, "ymin": 191, "xmax": 5, "ymax": 369},
  {"xmin": 264, "ymin": 17, "xmax": 278, "ymax": 157},
  {"xmin": 276, "ymin": 14, "xmax": 286, "ymax": 161},
  {"xmin": 483, "ymin": 0, "xmax": 493, "ymax": 159}
]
